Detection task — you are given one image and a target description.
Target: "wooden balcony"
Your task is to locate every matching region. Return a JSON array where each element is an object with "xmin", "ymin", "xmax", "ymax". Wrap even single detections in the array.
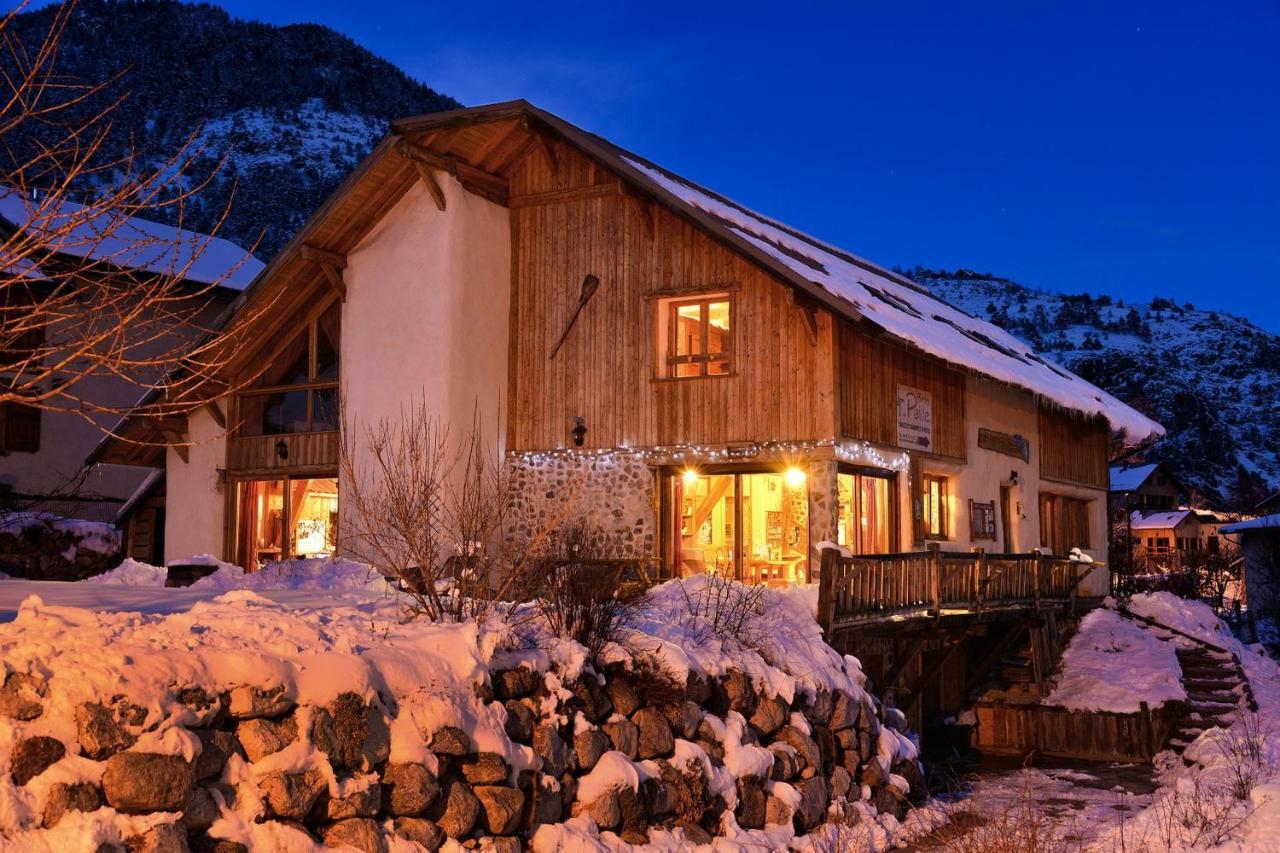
[
  {"xmin": 817, "ymin": 546, "xmax": 1092, "ymax": 635},
  {"xmin": 226, "ymin": 431, "xmax": 339, "ymax": 474}
]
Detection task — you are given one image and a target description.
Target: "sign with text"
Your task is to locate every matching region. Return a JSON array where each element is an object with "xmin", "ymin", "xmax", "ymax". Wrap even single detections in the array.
[
  {"xmin": 978, "ymin": 428, "xmax": 1031, "ymax": 462},
  {"xmin": 896, "ymin": 385, "xmax": 933, "ymax": 451}
]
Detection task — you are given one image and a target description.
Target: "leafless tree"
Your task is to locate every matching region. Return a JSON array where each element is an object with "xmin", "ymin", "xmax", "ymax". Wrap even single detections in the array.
[
  {"xmin": 339, "ymin": 403, "xmax": 577, "ymax": 622},
  {"xmin": 0, "ymin": 1, "xmax": 267, "ymax": 437}
]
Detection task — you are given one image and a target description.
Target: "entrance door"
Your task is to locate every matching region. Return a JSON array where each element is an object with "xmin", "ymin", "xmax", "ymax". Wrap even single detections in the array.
[
  {"xmin": 666, "ymin": 469, "xmax": 809, "ymax": 584},
  {"xmin": 1000, "ymin": 485, "xmax": 1013, "ymax": 552}
]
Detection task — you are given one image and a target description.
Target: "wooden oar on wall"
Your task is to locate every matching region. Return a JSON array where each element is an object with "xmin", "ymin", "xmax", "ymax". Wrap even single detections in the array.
[{"xmin": 549, "ymin": 274, "xmax": 600, "ymax": 360}]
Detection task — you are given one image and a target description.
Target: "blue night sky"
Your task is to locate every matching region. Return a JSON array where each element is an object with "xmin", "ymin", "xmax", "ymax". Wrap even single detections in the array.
[{"xmin": 219, "ymin": 0, "xmax": 1280, "ymax": 331}]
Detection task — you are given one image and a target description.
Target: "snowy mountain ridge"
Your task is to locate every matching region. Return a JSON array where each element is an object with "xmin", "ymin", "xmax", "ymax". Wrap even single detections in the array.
[{"xmin": 905, "ymin": 267, "xmax": 1280, "ymax": 508}]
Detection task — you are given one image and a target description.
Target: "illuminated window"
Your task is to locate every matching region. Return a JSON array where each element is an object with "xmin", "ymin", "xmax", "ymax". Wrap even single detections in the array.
[
  {"xmin": 837, "ymin": 471, "xmax": 896, "ymax": 554},
  {"xmin": 658, "ymin": 294, "xmax": 732, "ymax": 378},
  {"xmin": 666, "ymin": 469, "xmax": 809, "ymax": 585},
  {"xmin": 922, "ymin": 474, "xmax": 948, "ymax": 539},
  {"xmin": 233, "ymin": 476, "xmax": 338, "ymax": 569}
]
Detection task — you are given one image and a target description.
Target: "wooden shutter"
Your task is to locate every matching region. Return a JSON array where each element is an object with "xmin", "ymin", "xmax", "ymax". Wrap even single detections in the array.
[{"xmin": 1, "ymin": 403, "xmax": 40, "ymax": 452}]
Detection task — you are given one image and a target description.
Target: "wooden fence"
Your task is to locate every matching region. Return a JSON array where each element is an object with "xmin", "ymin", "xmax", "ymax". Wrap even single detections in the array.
[
  {"xmin": 973, "ymin": 699, "xmax": 1179, "ymax": 763},
  {"xmin": 817, "ymin": 545, "xmax": 1088, "ymax": 632}
]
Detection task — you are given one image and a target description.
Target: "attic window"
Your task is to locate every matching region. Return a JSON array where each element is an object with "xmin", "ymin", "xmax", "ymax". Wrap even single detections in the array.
[{"xmin": 656, "ymin": 294, "xmax": 733, "ymax": 379}]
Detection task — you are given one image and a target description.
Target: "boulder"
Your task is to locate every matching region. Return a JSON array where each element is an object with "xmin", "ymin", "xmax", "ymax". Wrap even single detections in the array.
[
  {"xmin": 126, "ymin": 822, "xmax": 189, "ymax": 853},
  {"xmin": 503, "ymin": 700, "xmax": 535, "ymax": 744},
  {"xmin": 874, "ymin": 784, "xmax": 907, "ymax": 821},
  {"xmin": 474, "ymin": 785, "xmax": 524, "ymax": 835},
  {"xmin": 576, "ymin": 789, "xmax": 620, "ymax": 831},
  {"xmin": 43, "ymin": 781, "xmax": 102, "ymax": 827},
  {"xmin": 616, "ymin": 785, "xmax": 648, "ymax": 836},
  {"xmin": 236, "ymin": 716, "xmax": 297, "ymax": 762},
  {"xmin": 381, "ymin": 763, "xmax": 439, "ymax": 816},
  {"xmin": 632, "ymin": 707, "xmax": 673, "ymax": 759},
  {"xmin": 605, "ymin": 679, "xmax": 642, "ymax": 717},
  {"xmin": 258, "ymin": 769, "xmax": 327, "ymax": 820},
  {"xmin": 326, "ymin": 782, "xmax": 381, "ymax": 820},
  {"xmin": 526, "ymin": 775, "xmax": 562, "ymax": 826},
  {"xmin": 831, "ymin": 765, "xmax": 853, "ymax": 800},
  {"xmin": 429, "ymin": 725, "xmax": 471, "ymax": 757},
  {"xmin": 861, "ymin": 758, "xmax": 888, "ymax": 788},
  {"xmin": 225, "ymin": 685, "xmax": 295, "ymax": 720},
  {"xmin": 795, "ymin": 775, "xmax": 830, "ymax": 830},
  {"xmin": 735, "ymin": 776, "xmax": 767, "ymax": 829},
  {"xmin": 573, "ymin": 729, "xmax": 610, "ymax": 772},
  {"xmin": 807, "ymin": 689, "xmax": 835, "ymax": 726},
  {"xmin": 180, "ymin": 786, "xmax": 220, "ymax": 832},
  {"xmin": 773, "ymin": 726, "xmax": 820, "ymax": 774},
  {"xmin": 765, "ymin": 792, "xmax": 794, "ymax": 827},
  {"xmin": 11, "ymin": 736, "xmax": 65, "ymax": 785},
  {"xmin": 768, "ymin": 743, "xmax": 801, "ymax": 781},
  {"xmin": 722, "ymin": 671, "xmax": 756, "ymax": 717},
  {"xmin": 662, "ymin": 701, "xmax": 703, "ymax": 740},
  {"xmin": 678, "ymin": 821, "xmax": 713, "ymax": 845},
  {"xmin": 391, "ymin": 817, "xmax": 444, "ymax": 851},
  {"xmin": 459, "ymin": 752, "xmax": 509, "ymax": 785},
  {"xmin": 602, "ymin": 718, "xmax": 639, "ymax": 759},
  {"xmin": 321, "ymin": 818, "xmax": 386, "ymax": 853},
  {"xmin": 570, "ymin": 678, "xmax": 613, "ymax": 723},
  {"xmin": 0, "ymin": 671, "xmax": 45, "ymax": 721},
  {"xmin": 429, "ymin": 778, "xmax": 480, "ymax": 838},
  {"xmin": 194, "ymin": 730, "xmax": 242, "ymax": 781},
  {"xmin": 685, "ymin": 673, "xmax": 712, "ymax": 705},
  {"xmin": 493, "ymin": 668, "xmax": 539, "ymax": 700},
  {"xmin": 749, "ymin": 695, "xmax": 788, "ymax": 737},
  {"xmin": 829, "ymin": 690, "xmax": 859, "ymax": 731},
  {"xmin": 812, "ymin": 724, "xmax": 835, "ymax": 773},
  {"xmin": 102, "ymin": 753, "xmax": 193, "ymax": 813},
  {"xmin": 310, "ymin": 693, "xmax": 386, "ymax": 771},
  {"xmin": 533, "ymin": 723, "xmax": 571, "ymax": 777},
  {"xmin": 76, "ymin": 702, "xmax": 136, "ymax": 760}
]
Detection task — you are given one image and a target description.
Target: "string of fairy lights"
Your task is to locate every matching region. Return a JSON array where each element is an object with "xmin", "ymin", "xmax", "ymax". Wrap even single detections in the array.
[{"xmin": 509, "ymin": 438, "xmax": 911, "ymax": 473}]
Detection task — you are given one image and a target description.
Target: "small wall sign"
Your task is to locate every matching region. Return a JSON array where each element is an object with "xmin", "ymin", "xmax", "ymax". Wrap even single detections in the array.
[
  {"xmin": 896, "ymin": 385, "xmax": 933, "ymax": 451},
  {"xmin": 970, "ymin": 499, "xmax": 998, "ymax": 541},
  {"xmin": 978, "ymin": 428, "xmax": 1031, "ymax": 462}
]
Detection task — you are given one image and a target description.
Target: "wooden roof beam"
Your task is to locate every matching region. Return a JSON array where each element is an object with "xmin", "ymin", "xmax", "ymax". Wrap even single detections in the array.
[
  {"xmin": 300, "ymin": 244, "xmax": 348, "ymax": 302},
  {"xmin": 146, "ymin": 418, "xmax": 189, "ymax": 464},
  {"xmin": 395, "ymin": 138, "xmax": 509, "ymax": 206},
  {"xmin": 521, "ymin": 116, "xmax": 559, "ymax": 175}
]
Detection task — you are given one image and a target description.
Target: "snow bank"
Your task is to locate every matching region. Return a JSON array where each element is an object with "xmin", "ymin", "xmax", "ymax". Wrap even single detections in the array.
[
  {"xmin": 81, "ymin": 556, "xmax": 393, "ymax": 596},
  {"xmin": 1043, "ymin": 607, "xmax": 1185, "ymax": 712},
  {"xmin": 1127, "ymin": 591, "xmax": 1239, "ymax": 649}
]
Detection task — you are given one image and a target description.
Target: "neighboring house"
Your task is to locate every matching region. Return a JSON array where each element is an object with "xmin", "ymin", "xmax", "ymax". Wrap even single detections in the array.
[
  {"xmin": 0, "ymin": 192, "xmax": 263, "ymax": 522},
  {"xmin": 1109, "ymin": 461, "xmax": 1184, "ymax": 516},
  {"xmin": 90, "ymin": 102, "xmax": 1160, "ymax": 595},
  {"xmin": 1221, "ymin": 514, "xmax": 1280, "ymax": 625},
  {"xmin": 1128, "ymin": 507, "xmax": 1237, "ymax": 560}
]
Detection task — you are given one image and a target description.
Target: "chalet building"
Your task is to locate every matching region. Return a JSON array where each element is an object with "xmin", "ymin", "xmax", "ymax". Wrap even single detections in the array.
[
  {"xmin": 1109, "ymin": 461, "xmax": 1184, "ymax": 516},
  {"xmin": 90, "ymin": 103, "xmax": 1163, "ymax": 733},
  {"xmin": 1129, "ymin": 508, "xmax": 1234, "ymax": 557},
  {"xmin": 0, "ymin": 192, "xmax": 261, "ymax": 528}
]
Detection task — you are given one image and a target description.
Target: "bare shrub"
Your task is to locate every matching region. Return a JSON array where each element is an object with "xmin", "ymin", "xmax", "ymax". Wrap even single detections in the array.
[
  {"xmin": 625, "ymin": 653, "xmax": 687, "ymax": 711},
  {"xmin": 679, "ymin": 572, "xmax": 766, "ymax": 649},
  {"xmin": 531, "ymin": 525, "xmax": 650, "ymax": 659},
  {"xmin": 1142, "ymin": 771, "xmax": 1252, "ymax": 849},
  {"xmin": 1217, "ymin": 711, "xmax": 1271, "ymax": 801},
  {"xmin": 340, "ymin": 402, "xmax": 545, "ymax": 622}
]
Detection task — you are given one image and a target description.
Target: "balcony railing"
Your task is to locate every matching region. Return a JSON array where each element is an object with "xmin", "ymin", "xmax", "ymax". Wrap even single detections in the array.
[{"xmin": 226, "ymin": 431, "xmax": 339, "ymax": 473}]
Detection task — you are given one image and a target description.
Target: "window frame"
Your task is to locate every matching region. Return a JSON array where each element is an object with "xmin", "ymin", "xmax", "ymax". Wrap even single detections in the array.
[
  {"xmin": 0, "ymin": 401, "xmax": 41, "ymax": 453},
  {"xmin": 1038, "ymin": 492, "xmax": 1092, "ymax": 555},
  {"xmin": 231, "ymin": 472, "xmax": 339, "ymax": 569},
  {"xmin": 236, "ymin": 300, "xmax": 340, "ymax": 437},
  {"xmin": 657, "ymin": 292, "xmax": 734, "ymax": 380},
  {"xmin": 836, "ymin": 465, "xmax": 900, "ymax": 554},
  {"xmin": 922, "ymin": 474, "xmax": 949, "ymax": 539}
]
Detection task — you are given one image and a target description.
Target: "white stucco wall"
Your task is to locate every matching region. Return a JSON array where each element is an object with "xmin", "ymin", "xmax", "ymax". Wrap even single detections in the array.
[
  {"xmin": 339, "ymin": 175, "xmax": 511, "ymax": 515},
  {"xmin": 899, "ymin": 378, "xmax": 1111, "ymax": 596},
  {"xmin": 164, "ymin": 403, "xmax": 227, "ymax": 562}
]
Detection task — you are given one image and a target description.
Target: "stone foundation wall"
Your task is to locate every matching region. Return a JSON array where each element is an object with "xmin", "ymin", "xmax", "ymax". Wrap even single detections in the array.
[
  {"xmin": 2, "ymin": 665, "xmax": 925, "ymax": 851},
  {"xmin": 0, "ymin": 525, "xmax": 121, "ymax": 581},
  {"xmin": 507, "ymin": 455, "xmax": 656, "ymax": 558}
]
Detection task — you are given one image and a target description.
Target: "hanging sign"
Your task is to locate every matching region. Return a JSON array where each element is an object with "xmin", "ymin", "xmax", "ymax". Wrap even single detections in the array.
[
  {"xmin": 978, "ymin": 428, "xmax": 1031, "ymax": 462},
  {"xmin": 896, "ymin": 385, "xmax": 933, "ymax": 451}
]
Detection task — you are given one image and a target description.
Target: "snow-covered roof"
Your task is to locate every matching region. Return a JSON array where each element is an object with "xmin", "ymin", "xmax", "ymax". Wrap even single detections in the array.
[
  {"xmin": 535, "ymin": 124, "xmax": 1163, "ymax": 442},
  {"xmin": 1222, "ymin": 513, "xmax": 1280, "ymax": 534},
  {"xmin": 0, "ymin": 189, "xmax": 263, "ymax": 289},
  {"xmin": 1110, "ymin": 463, "xmax": 1160, "ymax": 492},
  {"xmin": 1130, "ymin": 509, "xmax": 1196, "ymax": 530}
]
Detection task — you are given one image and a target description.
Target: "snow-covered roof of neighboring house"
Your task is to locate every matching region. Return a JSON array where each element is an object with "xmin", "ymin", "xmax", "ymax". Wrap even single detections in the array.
[
  {"xmin": 391, "ymin": 102, "xmax": 1164, "ymax": 443},
  {"xmin": 1110, "ymin": 463, "xmax": 1160, "ymax": 492},
  {"xmin": 0, "ymin": 189, "xmax": 263, "ymax": 289},
  {"xmin": 1130, "ymin": 509, "xmax": 1196, "ymax": 530},
  {"xmin": 1222, "ymin": 513, "xmax": 1280, "ymax": 534}
]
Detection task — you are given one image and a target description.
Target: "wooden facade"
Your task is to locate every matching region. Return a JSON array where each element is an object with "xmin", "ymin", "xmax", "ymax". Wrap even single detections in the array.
[
  {"xmin": 1039, "ymin": 404, "xmax": 1109, "ymax": 488},
  {"xmin": 837, "ymin": 322, "xmax": 967, "ymax": 461},
  {"xmin": 505, "ymin": 143, "xmax": 837, "ymax": 452}
]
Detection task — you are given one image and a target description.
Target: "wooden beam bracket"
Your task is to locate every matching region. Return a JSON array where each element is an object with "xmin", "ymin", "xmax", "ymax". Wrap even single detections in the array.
[
  {"xmin": 301, "ymin": 244, "xmax": 348, "ymax": 302},
  {"xmin": 395, "ymin": 138, "xmax": 509, "ymax": 206},
  {"xmin": 205, "ymin": 400, "xmax": 227, "ymax": 430}
]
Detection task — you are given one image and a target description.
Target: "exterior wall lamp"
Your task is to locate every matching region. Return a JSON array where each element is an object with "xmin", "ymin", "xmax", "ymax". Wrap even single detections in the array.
[
  {"xmin": 571, "ymin": 416, "xmax": 587, "ymax": 447},
  {"xmin": 275, "ymin": 439, "xmax": 289, "ymax": 461}
]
